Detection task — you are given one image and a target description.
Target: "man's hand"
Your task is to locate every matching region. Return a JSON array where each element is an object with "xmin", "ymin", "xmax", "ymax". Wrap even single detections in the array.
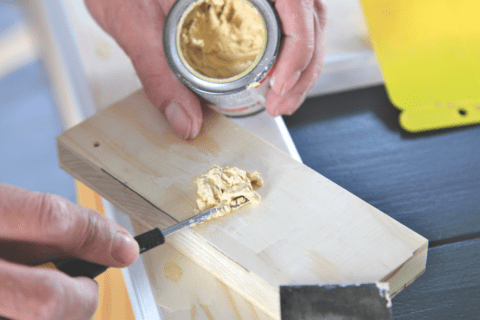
[
  {"xmin": 267, "ymin": 0, "xmax": 326, "ymax": 117},
  {"xmin": 85, "ymin": 0, "xmax": 326, "ymax": 139},
  {"xmin": 0, "ymin": 184, "xmax": 139, "ymax": 320},
  {"xmin": 86, "ymin": 0, "xmax": 204, "ymax": 140}
]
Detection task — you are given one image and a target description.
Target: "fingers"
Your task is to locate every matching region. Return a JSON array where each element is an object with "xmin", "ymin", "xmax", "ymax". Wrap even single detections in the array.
[
  {"xmin": 266, "ymin": 0, "xmax": 327, "ymax": 116},
  {"xmin": 85, "ymin": 0, "xmax": 202, "ymax": 139},
  {"xmin": 132, "ymin": 52, "xmax": 203, "ymax": 140},
  {"xmin": 0, "ymin": 184, "xmax": 139, "ymax": 268},
  {"xmin": 0, "ymin": 258, "xmax": 98, "ymax": 320},
  {"xmin": 84, "ymin": 0, "xmax": 326, "ymax": 132},
  {"xmin": 269, "ymin": 0, "xmax": 315, "ymax": 97}
]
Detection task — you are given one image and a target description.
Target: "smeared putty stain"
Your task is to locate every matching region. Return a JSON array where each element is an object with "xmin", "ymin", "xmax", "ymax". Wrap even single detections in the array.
[
  {"xmin": 190, "ymin": 304, "xmax": 196, "ymax": 320},
  {"xmin": 163, "ymin": 261, "xmax": 183, "ymax": 283},
  {"xmin": 217, "ymin": 279, "xmax": 242, "ymax": 319},
  {"xmin": 200, "ymin": 305, "xmax": 215, "ymax": 320}
]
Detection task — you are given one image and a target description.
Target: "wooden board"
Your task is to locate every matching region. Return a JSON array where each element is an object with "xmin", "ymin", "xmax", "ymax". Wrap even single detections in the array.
[
  {"xmin": 133, "ymin": 221, "xmax": 275, "ymax": 320},
  {"xmin": 57, "ymin": 90, "xmax": 428, "ymax": 319}
]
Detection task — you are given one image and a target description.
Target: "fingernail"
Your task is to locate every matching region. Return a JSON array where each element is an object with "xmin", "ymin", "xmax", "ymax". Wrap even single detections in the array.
[
  {"xmin": 165, "ymin": 102, "xmax": 192, "ymax": 139},
  {"xmin": 111, "ymin": 231, "xmax": 139, "ymax": 264},
  {"xmin": 279, "ymin": 71, "xmax": 302, "ymax": 96},
  {"xmin": 189, "ymin": 115, "xmax": 202, "ymax": 139}
]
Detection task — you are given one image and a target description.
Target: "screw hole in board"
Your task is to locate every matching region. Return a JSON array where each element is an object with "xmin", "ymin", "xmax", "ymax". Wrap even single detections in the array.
[{"xmin": 458, "ymin": 109, "xmax": 467, "ymax": 116}]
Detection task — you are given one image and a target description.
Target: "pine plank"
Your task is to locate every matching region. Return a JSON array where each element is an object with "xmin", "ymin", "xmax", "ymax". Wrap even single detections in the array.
[
  {"xmin": 134, "ymin": 222, "xmax": 274, "ymax": 320},
  {"xmin": 57, "ymin": 89, "xmax": 428, "ymax": 319}
]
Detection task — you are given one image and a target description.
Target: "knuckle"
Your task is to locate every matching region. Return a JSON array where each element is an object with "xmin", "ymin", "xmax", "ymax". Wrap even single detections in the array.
[
  {"xmin": 34, "ymin": 276, "xmax": 64, "ymax": 320},
  {"xmin": 37, "ymin": 194, "xmax": 74, "ymax": 238},
  {"xmin": 74, "ymin": 209, "xmax": 101, "ymax": 255},
  {"xmin": 85, "ymin": 290, "xmax": 100, "ymax": 318},
  {"xmin": 306, "ymin": 60, "xmax": 323, "ymax": 87},
  {"xmin": 294, "ymin": 41, "xmax": 315, "ymax": 70},
  {"xmin": 37, "ymin": 193, "xmax": 105, "ymax": 258},
  {"xmin": 32, "ymin": 273, "xmax": 97, "ymax": 320},
  {"xmin": 302, "ymin": 0, "xmax": 314, "ymax": 12},
  {"xmin": 304, "ymin": 41, "xmax": 315, "ymax": 57},
  {"xmin": 39, "ymin": 297, "xmax": 61, "ymax": 319},
  {"xmin": 290, "ymin": 36, "xmax": 315, "ymax": 60}
]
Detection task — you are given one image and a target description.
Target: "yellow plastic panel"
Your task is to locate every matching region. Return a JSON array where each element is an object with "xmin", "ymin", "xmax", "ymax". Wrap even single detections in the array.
[{"xmin": 361, "ymin": 0, "xmax": 480, "ymax": 131}]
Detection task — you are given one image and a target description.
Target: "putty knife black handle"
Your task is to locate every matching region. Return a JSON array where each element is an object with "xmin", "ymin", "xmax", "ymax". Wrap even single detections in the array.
[
  {"xmin": 53, "ymin": 228, "xmax": 165, "ymax": 279},
  {"xmin": 52, "ymin": 204, "xmax": 234, "ymax": 278}
]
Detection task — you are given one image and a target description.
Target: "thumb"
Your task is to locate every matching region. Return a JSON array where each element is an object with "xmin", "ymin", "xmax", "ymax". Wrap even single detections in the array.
[
  {"xmin": 108, "ymin": 2, "xmax": 203, "ymax": 139},
  {"xmin": 85, "ymin": 0, "xmax": 203, "ymax": 139},
  {"xmin": 0, "ymin": 184, "xmax": 139, "ymax": 268},
  {"xmin": 133, "ymin": 48, "xmax": 204, "ymax": 140}
]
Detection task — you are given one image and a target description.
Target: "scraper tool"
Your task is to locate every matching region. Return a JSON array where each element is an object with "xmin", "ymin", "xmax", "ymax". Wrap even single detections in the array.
[
  {"xmin": 280, "ymin": 283, "xmax": 393, "ymax": 320},
  {"xmin": 52, "ymin": 200, "xmax": 247, "ymax": 279}
]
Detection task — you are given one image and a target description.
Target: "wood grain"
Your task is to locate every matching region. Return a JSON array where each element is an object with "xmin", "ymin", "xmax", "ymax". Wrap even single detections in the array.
[
  {"xmin": 133, "ymin": 222, "xmax": 274, "ymax": 320},
  {"xmin": 57, "ymin": 89, "xmax": 428, "ymax": 319}
]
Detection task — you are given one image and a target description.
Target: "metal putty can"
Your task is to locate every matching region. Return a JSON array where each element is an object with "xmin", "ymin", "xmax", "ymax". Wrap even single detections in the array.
[{"xmin": 163, "ymin": 0, "xmax": 281, "ymax": 117}]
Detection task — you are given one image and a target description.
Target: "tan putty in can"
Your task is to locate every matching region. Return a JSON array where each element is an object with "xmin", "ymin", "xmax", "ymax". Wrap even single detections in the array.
[{"xmin": 163, "ymin": 0, "xmax": 281, "ymax": 117}]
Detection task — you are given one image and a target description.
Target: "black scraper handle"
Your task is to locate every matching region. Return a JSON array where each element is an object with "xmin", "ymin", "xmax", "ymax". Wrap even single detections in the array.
[{"xmin": 53, "ymin": 228, "xmax": 165, "ymax": 279}]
